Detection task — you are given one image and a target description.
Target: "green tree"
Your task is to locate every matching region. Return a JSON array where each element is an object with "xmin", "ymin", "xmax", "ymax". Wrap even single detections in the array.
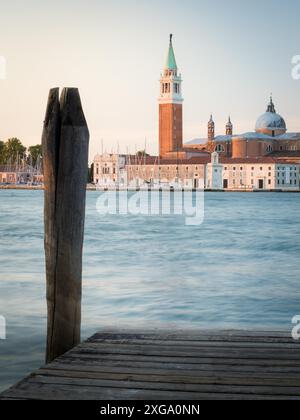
[
  {"xmin": 3, "ymin": 138, "xmax": 26, "ymax": 164},
  {"xmin": 27, "ymin": 144, "xmax": 42, "ymax": 167},
  {"xmin": 136, "ymin": 150, "xmax": 150, "ymax": 157},
  {"xmin": 0, "ymin": 141, "xmax": 5, "ymax": 164}
]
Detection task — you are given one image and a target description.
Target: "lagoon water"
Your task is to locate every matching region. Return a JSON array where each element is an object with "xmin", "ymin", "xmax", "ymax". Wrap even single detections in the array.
[{"xmin": 0, "ymin": 190, "xmax": 299, "ymax": 391}]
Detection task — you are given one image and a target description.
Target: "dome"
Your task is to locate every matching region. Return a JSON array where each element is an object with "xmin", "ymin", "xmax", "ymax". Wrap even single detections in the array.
[
  {"xmin": 255, "ymin": 112, "xmax": 286, "ymax": 131},
  {"xmin": 255, "ymin": 97, "xmax": 287, "ymax": 135}
]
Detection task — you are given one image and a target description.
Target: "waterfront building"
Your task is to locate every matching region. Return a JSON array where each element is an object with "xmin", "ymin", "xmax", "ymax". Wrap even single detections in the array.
[
  {"xmin": 126, "ymin": 156, "xmax": 207, "ymax": 189},
  {"xmin": 92, "ymin": 152, "xmax": 300, "ymax": 191},
  {"xmin": 0, "ymin": 164, "xmax": 43, "ymax": 185},
  {"xmin": 221, "ymin": 158, "xmax": 299, "ymax": 191},
  {"xmin": 0, "ymin": 165, "xmax": 17, "ymax": 184},
  {"xmin": 93, "ymin": 153, "xmax": 127, "ymax": 187}
]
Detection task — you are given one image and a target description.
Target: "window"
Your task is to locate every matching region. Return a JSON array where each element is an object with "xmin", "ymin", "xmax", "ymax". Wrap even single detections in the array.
[
  {"xmin": 174, "ymin": 83, "xmax": 180, "ymax": 94},
  {"xmin": 266, "ymin": 145, "xmax": 273, "ymax": 153},
  {"xmin": 215, "ymin": 144, "xmax": 225, "ymax": 152}
]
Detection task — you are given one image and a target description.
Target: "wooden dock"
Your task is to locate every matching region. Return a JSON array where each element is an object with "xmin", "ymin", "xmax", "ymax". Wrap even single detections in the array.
[{"xmin": 1, "ymin": 329, "xmax": 300, "ymax": 400}]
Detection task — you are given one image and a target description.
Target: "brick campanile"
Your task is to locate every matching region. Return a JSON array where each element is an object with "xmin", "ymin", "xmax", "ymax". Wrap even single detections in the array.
[{"xmin": 159, "ymin": 35, "xmax": 183, "ymax": 158}]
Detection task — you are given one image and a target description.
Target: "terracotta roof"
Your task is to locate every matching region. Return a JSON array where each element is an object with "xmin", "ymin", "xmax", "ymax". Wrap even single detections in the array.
[
  {"xmin": 125, "ymin": 155, "xmax": 300, "ymax": 166},
  {"xmin": 220, "ymin": 156, "xmax": 300, "ymax": 165},
  {"xmin": 220, "ymin": 157, "xmax": 276, "ymax": 164},
  {"xmin": 126, "ymin": 156, "xmax": 210, "ymax": 166}
]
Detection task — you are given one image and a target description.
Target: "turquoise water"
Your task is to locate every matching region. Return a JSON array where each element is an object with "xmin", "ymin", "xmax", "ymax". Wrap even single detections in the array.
[{"xmin": 0, "ymin": 190, "xmax": 299, "ymax": 391}]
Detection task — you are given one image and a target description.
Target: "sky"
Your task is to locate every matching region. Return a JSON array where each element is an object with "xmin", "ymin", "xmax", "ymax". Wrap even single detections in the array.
[{"xmin": 0, "ymin": 0, "xmax": 300, "ymax": 160}]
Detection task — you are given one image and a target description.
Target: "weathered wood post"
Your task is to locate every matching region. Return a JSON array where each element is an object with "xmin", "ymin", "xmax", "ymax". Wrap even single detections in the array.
[{"xmin": 42, "ymin": 88, "xmax": 89, "ymax": 363}]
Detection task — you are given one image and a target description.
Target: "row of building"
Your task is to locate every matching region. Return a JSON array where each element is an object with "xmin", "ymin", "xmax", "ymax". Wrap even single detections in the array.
[
  {"xmin": 93, "ymin": 152, "xmax": 300, "ymax": 191},
  {"xmin": 0, "ymin": 164, "xmax": 43, "ymax": 185}
]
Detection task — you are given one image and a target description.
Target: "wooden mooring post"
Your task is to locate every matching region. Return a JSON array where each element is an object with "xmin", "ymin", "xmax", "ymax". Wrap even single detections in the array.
[{"xmin": 42, "ymin": 88, "xmax": 89, "ymax": 364}]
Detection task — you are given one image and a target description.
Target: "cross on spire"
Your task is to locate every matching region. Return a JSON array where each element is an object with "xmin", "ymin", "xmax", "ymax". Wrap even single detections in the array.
[{"xmin": 267, "ymin": 94, "xmax": 276, "ymax": 113}]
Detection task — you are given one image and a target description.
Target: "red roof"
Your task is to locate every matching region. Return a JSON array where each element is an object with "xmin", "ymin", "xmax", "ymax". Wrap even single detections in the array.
[
  {"xmin": 126, "ymin": 156, "xmax": 211, "ymax": 166},
  {"xmin": 126, "ymin": 155, "xmax": 300, "ymax": 166}
]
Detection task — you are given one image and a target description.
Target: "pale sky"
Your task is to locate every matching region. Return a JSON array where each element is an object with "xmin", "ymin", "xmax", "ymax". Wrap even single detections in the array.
[{"xmin": 0, "ymin": 0, "xmax": 300, "ymax": 161}]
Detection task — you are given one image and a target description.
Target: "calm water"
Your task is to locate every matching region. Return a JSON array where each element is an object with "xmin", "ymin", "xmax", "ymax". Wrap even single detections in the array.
[{"xmin": 0, "ymin": 190, "xmax": 299, "ymax": 391}]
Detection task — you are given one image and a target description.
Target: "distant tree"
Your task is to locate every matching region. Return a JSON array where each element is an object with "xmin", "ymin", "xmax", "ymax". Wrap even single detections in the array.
[
  {"xmin": 3, "ymin": 138, "xmax": 26, "ymax": 163},
  {"xmin": 27, "ymin": 144, "xmax": 42, "ymax": 167},
  {"xmin": 0, "ymin": 141, "xmax": 5, "ymax": 164},
  {"xmin": 136, "ymin": 150, "xmax": 150, "ymax": 157}
]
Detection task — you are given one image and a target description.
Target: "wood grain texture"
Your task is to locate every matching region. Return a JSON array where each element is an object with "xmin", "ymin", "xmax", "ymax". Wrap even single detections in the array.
[
  {"xmin": 1, "ymin": 330, "xmax": 300, "ymax": 400},
  {"xmin": 42, "ymin": 88, "xmax": 89, "ymax": 364}
]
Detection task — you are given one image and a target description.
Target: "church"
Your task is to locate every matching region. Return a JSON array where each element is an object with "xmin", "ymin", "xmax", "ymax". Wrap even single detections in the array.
[
  {"xmin": 159, "ymin": 35, "xmax": 300, "ymax": 162},
  {"xmin": 93, "ymin": 35, "xmax": 300, "ymax": 191}
]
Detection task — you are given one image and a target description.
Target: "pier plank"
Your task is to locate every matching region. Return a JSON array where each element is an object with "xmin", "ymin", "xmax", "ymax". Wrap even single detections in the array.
[{"xmin": 1, "ymin": 330, "xmax": 300, "ymax": 400}]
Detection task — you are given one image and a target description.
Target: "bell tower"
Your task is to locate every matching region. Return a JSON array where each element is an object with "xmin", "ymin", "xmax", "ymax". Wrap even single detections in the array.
[
  {"xmin": 226, "ymin": 116, "xmax": 233, "ymax": 136},
  {"xmin": 208, "ymin": 115, "xmax": 215, "ymax": 142},
  {"xmin": 159, "ymin": 35, "xmax": 183, "ymax": 158}
]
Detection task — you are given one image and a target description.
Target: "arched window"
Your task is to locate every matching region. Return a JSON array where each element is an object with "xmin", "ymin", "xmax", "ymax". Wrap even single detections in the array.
[
  {"xmin": 215, "ymin": 144, "xmax": 225, "ymax": 153},
  {"xmin": 266, "ymin": 145, "xmax": 273, "ymax": 153}
]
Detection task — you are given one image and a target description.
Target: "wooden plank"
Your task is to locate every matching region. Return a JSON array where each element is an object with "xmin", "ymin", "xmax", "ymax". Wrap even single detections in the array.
[
  {"xmin": 86, "ymin": 337, "xmax": 299, "ymax": 349},
  {"xmin": 1, "ymin": 330, "xmax": 300, "ymax": 400},
  {"xmin": 48, "ymin": 360, "xmax": 300, "ymax": 375},
  {"xmin": 21, "ymin": 375, "xmax": 300, "ymax": 397},
  {"xmin": 53, "ymin": 352, "xmax": 300, "ymax": 368},
  {"xmin": 36, "ymin": 368, "xmax": 300, "ymax": 387},
  {"xmin": 1, "ymin": 383, "xmax": 297, "ymax": 401},
  {"xmin": 89, "ymin": 329, "xmax": 292, "ymax": 340},
  {"xmin": 56, "ymin": 343, "xmax": 300, "ymax": 361}
]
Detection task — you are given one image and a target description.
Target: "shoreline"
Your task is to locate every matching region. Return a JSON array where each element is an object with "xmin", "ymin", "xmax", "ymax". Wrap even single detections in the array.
[{"xmin": 0, "ymin": 185, "xmax": 299, "ymax": 193}]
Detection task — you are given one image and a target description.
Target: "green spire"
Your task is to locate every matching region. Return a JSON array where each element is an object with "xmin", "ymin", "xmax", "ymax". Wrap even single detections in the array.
[{"xmin": 165, "ymin": 34, "xmax": 177, "ymax": 71}]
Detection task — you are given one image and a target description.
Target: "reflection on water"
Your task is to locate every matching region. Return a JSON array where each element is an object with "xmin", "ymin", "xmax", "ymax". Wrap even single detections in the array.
[{"xmin": 0, "ymin": 190, "xmax": 299, "ymax": 391}]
